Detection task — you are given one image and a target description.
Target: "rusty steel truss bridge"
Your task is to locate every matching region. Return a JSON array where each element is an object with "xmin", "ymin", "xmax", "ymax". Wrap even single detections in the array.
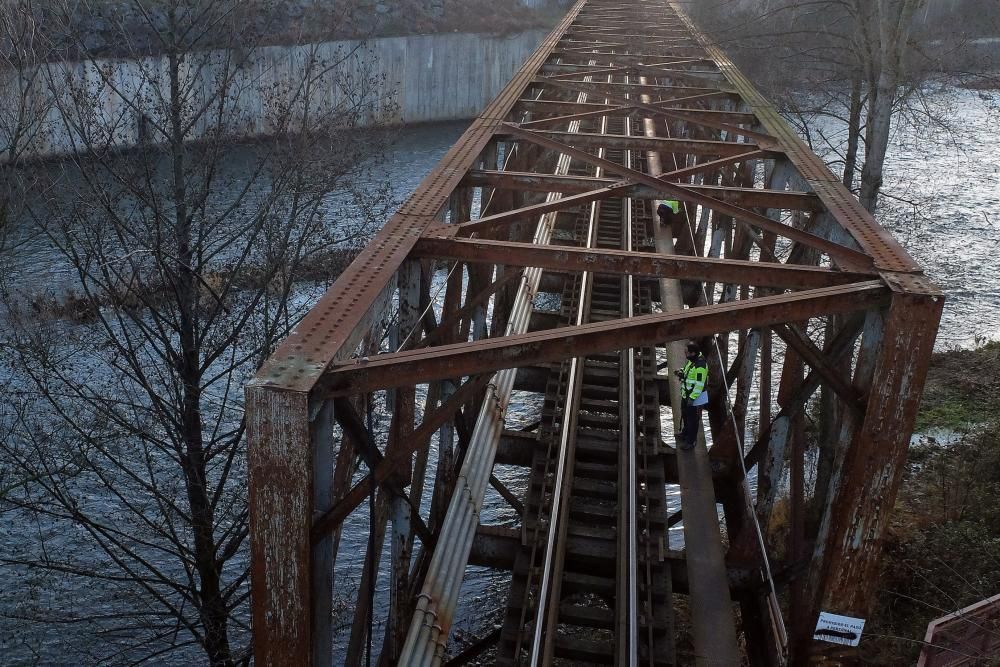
[{"xmin": 246, "ymin": 0, "xmax": 943, "ymax": 664}]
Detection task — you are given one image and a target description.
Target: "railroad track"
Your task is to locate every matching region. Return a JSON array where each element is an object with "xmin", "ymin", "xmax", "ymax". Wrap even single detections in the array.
[{"xmin": 498, "ymin": 94, "xmax": 675, "ymax": 667}]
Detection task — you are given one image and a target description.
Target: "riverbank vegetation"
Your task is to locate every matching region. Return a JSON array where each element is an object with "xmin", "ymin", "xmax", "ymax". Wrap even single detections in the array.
[
  {"xmin": 689, "ymin": 0, "xmax": 1000, "ymax": 213},
  {"xmin": 864, "ymin": 341, "xmax": 1000, "ymax": 662}
]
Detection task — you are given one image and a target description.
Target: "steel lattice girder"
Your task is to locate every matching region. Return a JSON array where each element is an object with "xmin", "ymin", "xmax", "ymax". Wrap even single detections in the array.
[
  {"xmin": 319, "ymin": 282, "xmax": 890, "ymax": 397},
  {"xmin": 462, "ymin": 170, "xmax": 825, "ymax": 210},
  {"xmin": 412, "ymin": 237, "xmax": 865, "ymax": 287},
  {"xmin": 246, "ymin": 0, "xmax": 944, "ymax": 663}
]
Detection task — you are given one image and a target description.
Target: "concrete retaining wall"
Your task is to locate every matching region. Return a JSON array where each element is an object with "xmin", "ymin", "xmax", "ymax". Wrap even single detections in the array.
[
  {"xmin": 378, "ymin": 30, "xmax": 547, "ymax": 122},
  {"xmin": 0, "ymin": 29, "xmax": 547, "ymax": 163}
]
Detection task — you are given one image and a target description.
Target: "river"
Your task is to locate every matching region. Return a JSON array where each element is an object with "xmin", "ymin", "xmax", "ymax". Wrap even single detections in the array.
[
  {"xmin": 1, "ymin": 84, "xmax": 998, "ymax": 664},
  {"xmin": 810, "ymin": 85, "xmax": 1000, "ymax": 348}
]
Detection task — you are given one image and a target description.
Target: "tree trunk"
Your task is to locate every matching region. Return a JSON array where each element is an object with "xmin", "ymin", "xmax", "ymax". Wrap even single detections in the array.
[
  {"xmin": 858, "ymin": 71, "xmax": 894, "ymax": 213},
  {"xmin": 842, "ymin": 72, "xmax": 863, "ymax": 190},
  {"xmin": 169, "ymin": 44, "xmax": 233, "ymax": 666},
  {"xmin": 859, "ymin": 0, "xmax": 921, "ymax": 213}
]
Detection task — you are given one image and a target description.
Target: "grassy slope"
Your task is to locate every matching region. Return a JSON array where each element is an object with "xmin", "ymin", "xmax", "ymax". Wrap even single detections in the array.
[
  {"xmin": 914, "ymin": 340, "xmax": 1000, "ymax": 431},
  {"xmin": 865, "ymin": 341, "xmax": 1000, "ymax": 663}
]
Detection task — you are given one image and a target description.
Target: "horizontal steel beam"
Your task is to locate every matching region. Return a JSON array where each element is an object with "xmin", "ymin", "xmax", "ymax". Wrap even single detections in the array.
[
  {"xmin": 321, "ymin": 281, "xmax": 890, "ymax": 396},
  {"xmin": 531, "ymin": 76, "xmax": 737, "ymax": 100},
  {"xmin": 555, "ymin": 44, "xmax": 706, "ymax": 58},
  {"xmin": 546, "ymin": 51, "xmax": 718, "ymax": 68},
  {"xmin": 498, "ymin": 128, "xmax": 762, "ymax": 157},
  {"xmin": 461, "ymin": 170, "xmax": 822, "ymax": 210},
  {"xmin": 514, "ymin": 97, "xmax": 758, "ymax": 124},
  {"xmin": 504, "ymin": 123, "xmax": 876, "ymax": 272},
  {"xmin": 468, "ymin": 527, "xmax": 755, "ymax": 595},
  {"xmin": 412, "ymin": 237, "xmax": 872, "ymax": 289}
]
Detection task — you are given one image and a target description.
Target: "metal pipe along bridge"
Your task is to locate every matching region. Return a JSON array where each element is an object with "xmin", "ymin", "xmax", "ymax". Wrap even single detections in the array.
[{"xmin": 246, "ymin": 0, "xmax": 943, "ymax": 664}]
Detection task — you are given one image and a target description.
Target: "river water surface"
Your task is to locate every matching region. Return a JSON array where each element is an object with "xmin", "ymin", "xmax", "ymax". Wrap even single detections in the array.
[{"xmin": 2, "ymin": 85, "xmax": 998, "ymax": 664}]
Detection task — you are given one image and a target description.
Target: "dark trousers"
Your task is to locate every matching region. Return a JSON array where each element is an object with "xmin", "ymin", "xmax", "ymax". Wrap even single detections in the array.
[{"xmin": 681, "ymin": 400, "xmax": 701, "ymax": 445}]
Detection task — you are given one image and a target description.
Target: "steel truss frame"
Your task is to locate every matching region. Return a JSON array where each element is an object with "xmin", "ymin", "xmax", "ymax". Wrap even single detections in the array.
[{"xmin": 246, "ymin": 0, "xmax": 942, "ymax": 664}]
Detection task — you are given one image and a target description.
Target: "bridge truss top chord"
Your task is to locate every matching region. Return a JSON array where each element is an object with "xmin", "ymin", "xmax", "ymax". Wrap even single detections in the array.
[{"xmin": 246, "ymin": 0, "xmax": 943, "ymax": 665}]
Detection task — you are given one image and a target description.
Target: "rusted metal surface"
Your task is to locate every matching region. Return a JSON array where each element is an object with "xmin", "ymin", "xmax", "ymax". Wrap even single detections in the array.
[
  {"xmin": 772, "ymin": 322, "xmax": 864, "ymax": 410},
  {"xmin": 246, "ymin": 387, "xmax": 312, "ymax": 666},
  {"xmin": 516, "ymin": 97, "xmax": 757, "ymax": 123},
  {"xmin": 245, "ymin": 0, "xmax": 945, "ymax": 663},
  {"xmin": 502, "ymin": 127, "xmax": 765, "ymax": 156},
  {"xmin": 463, "ymin": 170, "xmax": 823, "ymax": 210},
  {"xmin": 810, "ymin": 291, "xmax": 943, "ymax": 644},
  {"xmin": 501, "ymin": 122, "xmax": 877, "ymax": 272},
  {"xmin": 918, "ymin": 593, "xmax": 1000, "ymax": 667},
  {"xmin": 414, "ymin": 236, "xmax": 869, "ymax": 289},
  {"xmin": 321, "ymin": 282, "xmax": 889, "ymax": 396}
]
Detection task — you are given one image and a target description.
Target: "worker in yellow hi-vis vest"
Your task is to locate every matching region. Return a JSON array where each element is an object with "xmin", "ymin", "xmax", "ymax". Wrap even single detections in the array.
[
  {"xmin": 675, "ymin": 341, "xmax": 709, "ymax": 451},
  {"xmin": 656, "ymin": 200, "xmax": 682, "ymax": 227}
]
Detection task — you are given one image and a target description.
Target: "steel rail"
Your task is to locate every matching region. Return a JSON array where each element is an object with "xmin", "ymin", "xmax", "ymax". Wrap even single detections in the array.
[
  {"xmin": 527, "ymin": 201, "xmax": 592, "ymax": 667},
  {"xmin": 626, "ymin": 65, "xmax": 672, "ymax": 662},
  {"xmin": 621, "ymin": 107, "xmax": 640, "ymax": 667},
  {"xmin": 504, "ymin": 64, "xmax": 606, "ymax": 667},
  {"xmin": 529, "ymin": 84, "xmax": 612, "ymax": 667},
  {"xmin": 399, "ymin": 46, "xmax": 597, "ymax": 666}
]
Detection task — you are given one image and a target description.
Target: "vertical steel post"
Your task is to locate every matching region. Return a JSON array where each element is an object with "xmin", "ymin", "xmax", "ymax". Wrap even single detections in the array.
[
  {"xmin": 311, "ymin": 399, "xmax": 335, "ymax": 665},
  {"xmin": 247, "ymin": 386, "xmax": 314, "ymax": 666},
  {"xmin": 387, "ymin": 260, "xmax": 422, "ymax": 661},
  {"xmin": 804, "ymin": 285, "xmax": 942, "ymax": 660}
]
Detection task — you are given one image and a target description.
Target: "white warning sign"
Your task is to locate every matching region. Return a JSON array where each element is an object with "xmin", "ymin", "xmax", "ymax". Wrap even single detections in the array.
[{"xmin": 813, "ymin": 611, "xmax": 865, "ymax": 647}]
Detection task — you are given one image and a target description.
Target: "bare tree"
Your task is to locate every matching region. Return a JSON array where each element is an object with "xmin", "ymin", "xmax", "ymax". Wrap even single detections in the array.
[
  {"xmin": 852, "ymin": 0, "xmax": 926, "ymax": 211},
  {"xmin": 0, "ymin": 0, "xmax": 394, "ymax": 663},
  {"xmin": 686, "ymin": 0, "xmax": 995, "ymax": 213},
  {"xmin": 0, "ymin": 0, "xmax": 46, "ymax": 160},
  {"xmin": 0, "ymin": 0, "xmax": 53, "ymax": 253}
]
